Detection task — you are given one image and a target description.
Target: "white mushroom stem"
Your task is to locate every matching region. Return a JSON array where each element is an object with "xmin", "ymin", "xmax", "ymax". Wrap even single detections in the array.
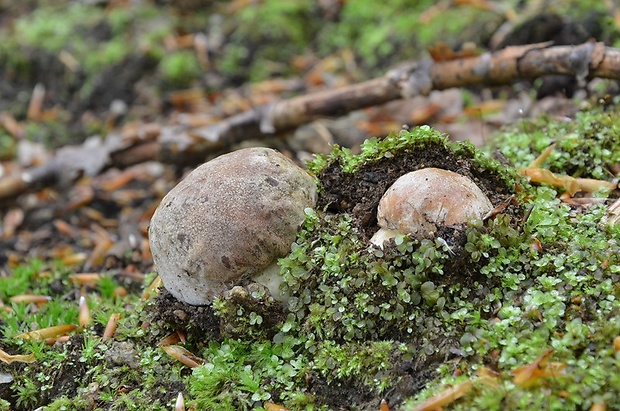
[
  {"xmin": 370, "ymin": 228, "xmax": 401, "ymax": 248},
  {"xmin": 253, "ymin": 262, "xmax": 287, "ymax": 303}
]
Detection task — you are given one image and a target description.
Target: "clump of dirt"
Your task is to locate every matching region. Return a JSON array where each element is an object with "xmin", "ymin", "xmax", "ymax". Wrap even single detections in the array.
[
  {"xmin": 317, "ymin": 138, "xmax": 515, "ymax": 239},
  {"xmin": 147, "ymin": 289, "xmax": 220, "ymax": 343},
  {"xmin": 313, "ymin": 132, "xmax": 522, "ymax": 300}
]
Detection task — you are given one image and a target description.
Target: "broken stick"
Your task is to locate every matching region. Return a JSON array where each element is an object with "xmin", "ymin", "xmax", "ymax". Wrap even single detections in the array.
[{"xmin": 1, "ymin": 41, "xmax": 619, "ymax": 202}]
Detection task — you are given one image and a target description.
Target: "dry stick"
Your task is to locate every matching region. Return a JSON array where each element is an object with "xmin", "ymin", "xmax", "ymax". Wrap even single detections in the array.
[
  {"xmin": 186, "ymin": 42, "xmax": 614, "ymax": 151},
  {"xmin": 1, "ymin": 41, "xmax": 619, "ymax": 202}
]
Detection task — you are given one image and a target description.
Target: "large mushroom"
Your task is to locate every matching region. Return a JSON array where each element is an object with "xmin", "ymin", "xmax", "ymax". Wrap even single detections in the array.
[
  {"xmin": 370, "ymin": 167, "xmax": 493, "ymax": 247},
  {"xmin": 148, "ymin": 147, "xmax": 317, "ymax": 305}
]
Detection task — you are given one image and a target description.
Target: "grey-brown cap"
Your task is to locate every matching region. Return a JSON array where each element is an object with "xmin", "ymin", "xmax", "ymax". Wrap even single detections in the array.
[
  {"xmin": 371, "ymin": 168, "xmax": 492, "ymax": 246},
  {"xmin": 148, "ymin": 147, "xmax": 317, "ymax": 305}
]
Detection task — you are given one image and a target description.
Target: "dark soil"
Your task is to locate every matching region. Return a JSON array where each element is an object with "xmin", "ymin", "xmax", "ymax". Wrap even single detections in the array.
[{"xmin": 148, "ymin": 289, "xmax": 221, "ymax": 343}]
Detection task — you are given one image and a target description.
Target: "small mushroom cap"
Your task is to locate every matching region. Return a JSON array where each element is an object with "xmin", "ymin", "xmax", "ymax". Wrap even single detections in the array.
[
  {"xmin": 148, "ymin": 147, "xmax": 317, "ymax": 305},
  {"xmin": 372, "ymin": 168, "xmax": 492, "ymax": 245}
]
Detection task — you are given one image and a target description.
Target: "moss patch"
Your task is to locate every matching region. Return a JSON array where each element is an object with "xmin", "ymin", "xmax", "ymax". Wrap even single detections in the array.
[{"xmin": 4, "ymin": 108, "xmax": 620, "ymax": 410}]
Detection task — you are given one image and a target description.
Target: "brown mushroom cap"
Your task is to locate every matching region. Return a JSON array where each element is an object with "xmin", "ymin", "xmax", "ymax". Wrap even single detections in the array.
[
  {"xmin": 148, "ymin": 147, "xmax": 317, "ymax": 305},
  {"xmin": 371, "ymin": 168, "xmax": 492, "ymax": 245}
]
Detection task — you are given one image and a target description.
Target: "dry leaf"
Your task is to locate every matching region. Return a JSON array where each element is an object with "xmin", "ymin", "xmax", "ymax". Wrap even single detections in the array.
[
  {"xmin": 45, "ymin": 335, "xmax": 71, "ymax": 345},
  {"xmin": 27, "ymin": 83, "xmax": 45, "ymax": 121},
  {"xmin": 0, "ymin": 112, "xmax": 24, "ymax": 139},
  {"xmin": 528, "ymin": 143, "xmax": 557, "ymax": 169},
  {"xmin": 0, "ymin": 348, "xmax": 36, "ymax": 364},
  {"xmin": 9, "ymin": 294, "xmax": 51, "ymax": 305},
  {"xmin": 410, "ymin": 367, "xmax": 499, "ymax": 411},
  {"xmin": 521, "ymin": 167, "xmax": 617, "ymax": 196},
  {"xmin": 141, "ymin": 275, "xmax": 162, "ymax": 300},
  {"xmin": 103, "ymin": 313, "xmax": 121, "ymax": 341},
  {"xmin": 61, "ymin": 252, "xmax": 88, "ymax": 266},
  {"xmin": 175, "ymin": 392, "xmax": 186, "ymax": 411},
  {"xmin": 483, "ymin": 195, "xmax": 516, "ymax": 221},
  {"xmin": 78, "ymin": 295, "xmax": 91, "ymax": 328},
  {"xmin": 264, "ymin": 401, "xmax": 290, "ymax": 411},
  {"xmin": 410, "ymin": 380, "xmax": 474, "ymax": 411},
  {"xmin": 68, "ymin": 273, "xmax": 102, "ymax": 286},
  {"xmin": 15, "ymin": 324, "xmax": 77, "ymax": 340},
  {"xmin": 157, "ymin": 332, "xmax": 182, "ymax": 347},
  {"xmin": 2, "ymin": 208, "xmax": 24, "ymax": 239},
  {"xmin": 161, "ymin": 345, "xmax": 206, "ymax": 368},
  {"xmin": 511, "ymin": 350, "xmax": 567, "ymax": 387}
]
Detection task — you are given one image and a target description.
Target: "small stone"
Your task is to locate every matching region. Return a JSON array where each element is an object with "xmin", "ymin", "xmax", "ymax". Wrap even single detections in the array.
[
  {"xmin": 173, "ymin": 309, "xmax": 188, "ymax": 321},
  {"xmin": 105, "ymin": 341, "xmax": 140, "ymax": 369}
]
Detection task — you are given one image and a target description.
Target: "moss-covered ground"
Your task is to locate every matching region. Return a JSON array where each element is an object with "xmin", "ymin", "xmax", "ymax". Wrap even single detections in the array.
[
  {"xmin": 2, "ymin": 103, "xmax": 620, "ymax": 410},
  {"xmin": 2, "ymin": 1, "xmax": 620, "ymax": 410}
]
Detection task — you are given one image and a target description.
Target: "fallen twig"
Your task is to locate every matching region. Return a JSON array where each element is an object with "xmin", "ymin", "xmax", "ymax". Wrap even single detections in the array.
[{"xmin": 1, "ymin": 41, "xmax": 619, "ymax": 202}]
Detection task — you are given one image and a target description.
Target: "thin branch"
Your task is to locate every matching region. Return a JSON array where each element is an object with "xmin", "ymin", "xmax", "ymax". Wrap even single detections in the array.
[{"xmin": 1, "ymin": 41, "xmax": 618, "ymax": 202}]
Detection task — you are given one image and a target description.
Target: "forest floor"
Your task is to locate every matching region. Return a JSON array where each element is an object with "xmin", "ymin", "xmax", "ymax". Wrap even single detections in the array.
[{"xmin": 2, "ymin": 1, "xmax": 620, "ymax": 410}]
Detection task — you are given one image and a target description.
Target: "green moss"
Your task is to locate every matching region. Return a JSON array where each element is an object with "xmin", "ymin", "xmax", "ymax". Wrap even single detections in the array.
[
  {"xmin": 42, "ymin": 394, "xmax": 90, "ymax": 410},
  {"xmin": 402, "ymin": 113, "xmax": 620, "ymax": 409},
  {"xmin": 492, "ymin": 106, "xmax": 620, "ymax": 179},
  {"xmin": 280, "ymin": 211, "xmax": 459, "ymax": 343},
  {"xmin": 0, "ymin": 3, "xmax": 175, "ymax": 133},
  {"xmin": 214, "ymin": 0, "xmax": 320, "ymax": 81},
  {"xmin": 212, "ymin": 283, "xmax": 284, "ymax": 341},
  {"xmin": 313, "ymin": 1, "xmax": 502, "ymax": 71},
  {"xmin": 310, "ymin": 126, "xmax": 523, "ymax": 192},
  {"xmin": 0, "ymin": 261, "xmax": 182, "ymax": 410},
  {"xmin": 280, "ymin": 121, "xmax": 620, "ymax": 409},
  {"xmin": 214, "ymin": 0, "xmax": 504, "ymax": 81},
  {"xmin": 3, "ymin": 4, "xmax": 166, "ymax": 76},
  {"xmin": 13, "ymin": 5, "xmax": 103, "ymax": 55},
  {"xmin": 311, "ymin": 340, "xmax": 399, "ymax": 391},
  {"xmin": 5, "ymin": 108, "xmax": 620, "ymax": 410},
  {"xmin": 159, "ymin": 50, "xmax": 203, "ymax": 87},
  {"xmin": 21, "ymin": 116, "xmax": 75, "ymax": 149},
  {"xmin": 189, "ymin": 339, "xmax": 309, "ymax": 411}
]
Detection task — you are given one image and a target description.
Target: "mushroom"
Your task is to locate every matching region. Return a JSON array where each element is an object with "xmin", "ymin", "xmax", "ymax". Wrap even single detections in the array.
[
  {"xmin": 370, "ymin": 167, "xmax": 493, "ymax": 247},
  {"xmin": 148, "ymin": 147, "xmax": 317, "ymax": 305}
]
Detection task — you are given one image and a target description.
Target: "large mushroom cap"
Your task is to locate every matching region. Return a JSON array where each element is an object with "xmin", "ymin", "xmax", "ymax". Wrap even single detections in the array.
[
  {"xmin": 148, "ymin": 147, "xmax": 317, "ymax": 305},
  {"xmin": 371, "ymin": 167, "xmax": 492, "ymax": 246}
]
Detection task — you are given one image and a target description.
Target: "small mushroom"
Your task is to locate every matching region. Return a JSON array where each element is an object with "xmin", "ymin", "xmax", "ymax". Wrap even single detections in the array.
[
  {"xmin": 370, "ymin": 167, "xmax": 493, "ymax": 247},
  {"xmin": 148, "ymin": 147, "xmax": 317, "ymax": 305}
]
